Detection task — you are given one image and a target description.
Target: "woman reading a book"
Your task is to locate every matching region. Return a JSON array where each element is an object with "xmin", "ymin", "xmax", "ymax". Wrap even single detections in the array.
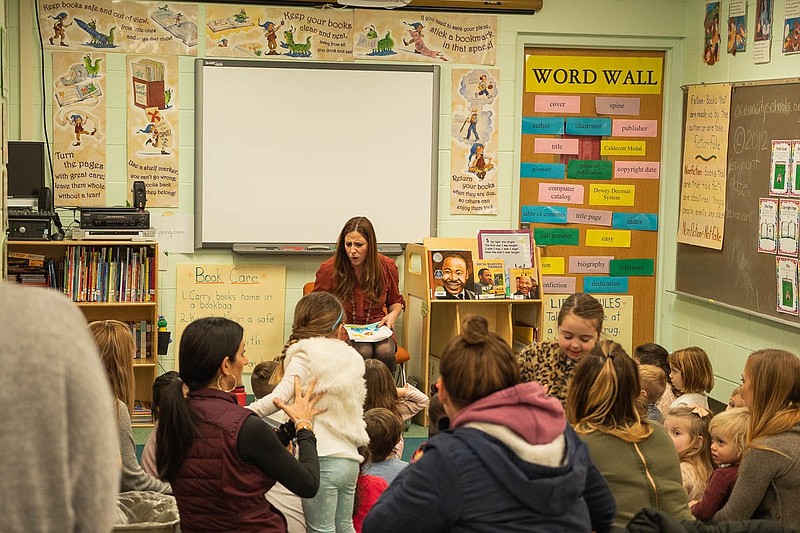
[{"xmin": 314, "ymin": 216, "xmax": 405, "ymax": 372}]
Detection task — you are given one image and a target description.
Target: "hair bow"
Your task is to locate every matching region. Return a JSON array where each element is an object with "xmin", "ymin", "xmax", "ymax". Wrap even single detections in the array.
[{"xmin": 690, "ymin": 405, "xmax": 711, "ymax": 418}]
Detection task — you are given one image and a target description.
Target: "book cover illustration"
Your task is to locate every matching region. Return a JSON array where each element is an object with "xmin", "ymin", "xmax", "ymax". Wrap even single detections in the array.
[
  {"xmin": 207, "ymin": 9, "xmax": 255, "ymax": 33},
  {"xmin": 509, "ymin": 267, "xmax": 539, "ymax": 300},
  {"xmin": 151, "ymin": 6, "xmax": 199, "ymax": 47},
  {"xmin": 429, "ymin": 250, "xmax": 476, "ymax": 300},
  {"xmin": 344, "ymin": 322, "xmax": 393, "ymax": 343},
  {"xmin": 474, "ymin": 259, "xmax": 506, "ymax": 298},
  {"xmin": 776, "ymin": 256, "xmax": 799, "ymax": 315},
  {"xmin": 770, "ymin": 140, "xmax": 792, "ymax": 196}
]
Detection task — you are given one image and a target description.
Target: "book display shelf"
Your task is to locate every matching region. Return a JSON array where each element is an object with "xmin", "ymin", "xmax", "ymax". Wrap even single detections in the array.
[
  {"xmin": 402, "ymin": 237, "xmax": 543, "ymax": 412},
  {"xmin": 6, "ymin": 240, "xmax": 159, "ymax": 426}
]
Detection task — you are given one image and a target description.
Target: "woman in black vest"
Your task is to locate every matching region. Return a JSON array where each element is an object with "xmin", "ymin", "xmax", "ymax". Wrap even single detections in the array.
[{"xmin": 156, "ymin": 317, "xmax": 322, "ymax": 532}]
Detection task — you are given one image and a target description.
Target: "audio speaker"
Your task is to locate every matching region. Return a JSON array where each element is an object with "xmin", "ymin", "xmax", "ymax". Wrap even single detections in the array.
[
  {"xmin": 132, "ymin": 180, "xmax": 147, "ymax": 210},
  {"xmin": 38, "ymin": 186, "xmax": 53, "ymax": 213}
]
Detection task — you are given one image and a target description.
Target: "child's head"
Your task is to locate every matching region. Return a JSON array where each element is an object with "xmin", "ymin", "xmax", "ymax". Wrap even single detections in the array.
[
  {"xmin": 727, "ymin": 386, "xmax": 745, "ymax": 410},
  {"xmin": 633, "ymin": 343, "xmax": 671, "ymax": 378},
  {"xmin": 556, "ymin": 293, "xmax": 604, "ymax": 361},
  {"xmin": 427, "ymin": 392, "xmax": 445, "ymax": 437},
  {"xmin": 152, "ymin": 370, "xmax": 180, "ymax": 422},
  {"xmin": 708, "ymin": 407, "xmax": 750, "ymax": 467},
  {"xmin": 89, "ymin": 320, "xmax": 135, "ymax": 407},
  {"xmin": 364, "ymin": 408, "xmax": 403, "ymax": 463},
  {"xmin": 364, "ymin": 359, "xmax": 399, "ymax": 415},
  {"xmin": 639, "ymin": 364, "xmax": 667, "ymax": 404},
  {"xmin": 664, "ymin": 405, "xmax": 713, "ymax": 475},
  {"xmin": 668, "ymin": 347, "xmax": 714, "ymax": 394},
  {"xmin": 251, "ymin": 360, "xmax": 279, "ymax": 399}
]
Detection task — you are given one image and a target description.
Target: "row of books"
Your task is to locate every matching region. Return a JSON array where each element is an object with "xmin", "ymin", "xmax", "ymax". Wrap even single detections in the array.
[
  {"xmin": 131, "ymin": 399, "xmax": 153, "ymax": 426},
  {"xmin": 126, "ymin": 320, "xmax": 154, "ymax": 359},
  {"xmin": 64, "ymin": 245, "xmax": 156, "ymax": 303},
  {"xmin": 7, "ymin": 252, "xmax": 60, "ymax": 289}
]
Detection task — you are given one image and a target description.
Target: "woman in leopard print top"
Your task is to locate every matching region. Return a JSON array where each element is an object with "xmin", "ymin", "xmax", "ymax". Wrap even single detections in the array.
[{"xmin": 517, "ymin": 293, "xmax": 604, "ymax": 404}]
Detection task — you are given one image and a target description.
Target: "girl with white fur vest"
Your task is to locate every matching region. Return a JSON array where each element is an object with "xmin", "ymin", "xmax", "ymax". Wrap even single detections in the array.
[{"xmin": 248, "ymin": 292, "xmax": 369, "ymax": 533}]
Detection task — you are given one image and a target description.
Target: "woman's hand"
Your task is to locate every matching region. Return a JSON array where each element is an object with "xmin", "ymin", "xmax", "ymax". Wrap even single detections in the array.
[
  {"xmin": 273, "ymin": 377, "xmax": 325, "ymax": 425},
  {"xmin": 380, "ymin": 306, "xmax": 402, "ymax": 330}
]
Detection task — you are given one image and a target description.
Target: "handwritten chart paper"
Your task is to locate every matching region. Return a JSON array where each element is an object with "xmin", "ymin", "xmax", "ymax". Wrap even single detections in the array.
[
  {"xmin": 542, "ymin": 294, "xmax": 633, "ymax": 352},
  {"xmin": 678, "ymin": 83, "xmax": 731, "ymax": 250},
  {"xmin": 175, "ymin": 264, "xmax": 286, "ymax": 370}
]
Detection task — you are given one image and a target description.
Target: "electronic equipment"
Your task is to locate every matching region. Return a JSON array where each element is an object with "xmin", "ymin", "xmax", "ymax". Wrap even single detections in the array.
[
  {"xmin": 8, "ymin": 216, "xmax": 52, "ymax": 240},
  {"xmin": 72, "ymin": 227, "xmax": 157, "ymax": 241},
  {"xmin": 80, "ymin": 207, "xmax": 150, "ymax": 230},
  {"xmin": 7, "ymin": 141, "xmax": 46, "ymax": 209},
  {"xmin": 132, "ymin": 181, "xmax": 147, "ymax": 210}
]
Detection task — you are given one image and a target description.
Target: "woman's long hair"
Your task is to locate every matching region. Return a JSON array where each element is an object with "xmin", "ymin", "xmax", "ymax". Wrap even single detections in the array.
[
  {"xmin": 270, "ymin": 292, "xmax": 344, "ymax": 385},
  {"xmin": 566, "ymin": 340, "xmax": 653, "ymax": 442},
  {"xmin": 156, "ymin": 317, "xmax": 244, "ymax": 481},
  {"xmin": 744, "ymin": 349, "xmax": 800, "ymax": 449},
  {"xmin": 332, "ymin": 216, "xmax": 384, "ymax": 304},
  {"xmin": 88, "ymin": 320, "xmax": 135, "ymax": 413}
]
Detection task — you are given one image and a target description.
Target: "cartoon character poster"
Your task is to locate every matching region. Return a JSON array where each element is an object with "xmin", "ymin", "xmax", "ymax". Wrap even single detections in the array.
[
  {"xmin": 754, "ymin": 0, "xmax": 774, "ymax": 63},
  {"xmin": 782, "ymin": 0, "xmax": 800, "ymax": 54},
  {"xmin": 727, "ymin": 0, "xmax": 747, "ymax": 55},
  {"xmin": 52, "ymin": 51, "xmax": 106, "ymax": 207},
  {"xmin": 204, "ymin": 5, "xmax": 353, "ymax": 61},
  {"xmin": 703, "ymin": 1, "xmax": 722, "ymax": 65},
  {"xmin": 450, "ymin": 69, "xmax": 499, "ymax": 214},
  {"xmin": 39, "ymin": 2, "xmax": 198, "ymax": 55},
  {"xmin": 353, "ymin": 11, "xmax": 496, "ymax": 65},
  {"xmin": 126, "ymin": 55, "xmax": 179, "ymax": 207}
]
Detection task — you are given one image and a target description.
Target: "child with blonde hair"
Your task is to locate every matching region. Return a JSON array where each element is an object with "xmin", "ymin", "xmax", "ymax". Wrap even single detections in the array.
[
  {"xmin": 690, "ymin": 408, "xmax": 750, "ymax": 521},
  {"xmin": 726, "ymin": 386, "xmax": 746, "ymax": 410},
  {"xmin": 668, "ymin": 347, "xmax": 714, "ymax": 409},
  {"xmin": 664, "ymin": 405, "xmax": 714, "ymax": 502},
  {"xmin": 639, "ymin": 364, "xmax": 667, "ymax": 423}
]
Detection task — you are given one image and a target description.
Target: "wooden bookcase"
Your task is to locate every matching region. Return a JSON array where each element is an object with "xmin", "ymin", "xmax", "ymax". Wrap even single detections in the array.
[
  {"xmin": 6, "ymin": 240, "xmax": 159, "ymax": 426},
  {"xmin": 402, "ymin": 238, "xmax": 543, "ymax": 407}
]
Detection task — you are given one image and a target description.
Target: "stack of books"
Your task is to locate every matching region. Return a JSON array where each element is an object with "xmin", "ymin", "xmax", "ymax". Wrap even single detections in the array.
[
  {"xmin": 7, "ymin": 252, "xmax": 57, "ymax": 288},
  {"xmin": 131, "ymin": 400, "xmax": 153, "ymax": 426}
]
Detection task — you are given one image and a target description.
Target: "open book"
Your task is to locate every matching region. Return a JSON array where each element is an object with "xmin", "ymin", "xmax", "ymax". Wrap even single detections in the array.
[{"xmin": 344, "ymin": 322, "xmax": 393, "ymax": 342}]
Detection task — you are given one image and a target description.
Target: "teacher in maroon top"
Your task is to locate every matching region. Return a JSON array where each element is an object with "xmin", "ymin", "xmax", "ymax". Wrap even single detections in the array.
[{"xmin": 314, "ymin": 216, "xmax": 405, "ymax": 372}]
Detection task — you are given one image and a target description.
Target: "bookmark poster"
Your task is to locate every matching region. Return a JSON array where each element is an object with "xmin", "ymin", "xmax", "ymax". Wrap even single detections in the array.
[
  {"xmin": 52, "ymin": 51, "xmax": 107, "ymax": 207},
  {"xmin": 450, "ymin": 68, "xmax": 500, "ymax": 214}
]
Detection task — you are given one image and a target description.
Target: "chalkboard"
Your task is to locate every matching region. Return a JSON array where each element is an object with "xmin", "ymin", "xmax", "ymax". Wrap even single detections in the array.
[
  {"xmin": 676, "ymin": 80, "xmax": 800, "ymax": 325},
  {"xmin": 195, "ymin": 59, "xmax": 439, "ymax": 250}
]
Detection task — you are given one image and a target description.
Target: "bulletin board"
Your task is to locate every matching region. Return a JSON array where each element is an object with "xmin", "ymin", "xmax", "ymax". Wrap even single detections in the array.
[
  {"xmin": 518, "ymin": 48, "xmax": 664, "ymax": 350},
  {"xmin": 175, "ymin": 263, "xmax": 286, "ymax": 370},
  {"xmin": 675, "ymin": 80, "xmax": 800, "ymax": 326}
]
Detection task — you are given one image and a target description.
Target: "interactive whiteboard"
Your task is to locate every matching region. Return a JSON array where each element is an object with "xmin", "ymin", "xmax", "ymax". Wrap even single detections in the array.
[{"xmin": 196, "ymin": 59, "xmax": 439, "ymax": 251}]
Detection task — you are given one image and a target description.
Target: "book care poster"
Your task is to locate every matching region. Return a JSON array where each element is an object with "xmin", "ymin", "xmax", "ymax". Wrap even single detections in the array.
[
  {"xmin": 52, "ymin": 51, "xmax": 107, "ymax": 207},
  {"xmin": 127, "ymin": 54, "xmax": 179, "ymax": 207},
  {"xmin": 175, "ymin": 264, "xmax": 286, "ymax": 370},
  {"xmin": 451, "ymin": 68, "xmax": 500, "ymax": 214},
  {"xmin": 678, "ymin": 83, "xmax": 731, "ymax": 250}
]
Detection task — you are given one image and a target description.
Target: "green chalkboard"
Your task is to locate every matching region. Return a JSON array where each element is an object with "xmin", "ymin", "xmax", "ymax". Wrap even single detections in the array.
[{"xmin": 675, "ymin": 79, "xmax": 800, "ymax": 326}]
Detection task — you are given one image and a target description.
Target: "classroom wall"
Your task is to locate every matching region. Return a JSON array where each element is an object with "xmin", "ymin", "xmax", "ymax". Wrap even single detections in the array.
[
  {"xmin": 662, "ymin": 0, "xmax": 800, "ymax": 403},
  {"xmin": 9, "ymin": 0, "xmax": 752, "ymax": 395}
]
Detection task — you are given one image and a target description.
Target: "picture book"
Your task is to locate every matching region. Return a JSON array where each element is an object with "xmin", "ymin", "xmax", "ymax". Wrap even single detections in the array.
[
  {"xmin": 474, "ymin": 259, "xmax": 506, "ymax": 298},
  {"xmin": 428, "ymin": 249, "xmax": 476, "ymax": 300},
  {"xmin": 344, "ymin": 322, "xmax": 393, "ymax": 342},
  {"xmin": 509, "ymin": 267, "xmax": 539, "ymax": 300}
]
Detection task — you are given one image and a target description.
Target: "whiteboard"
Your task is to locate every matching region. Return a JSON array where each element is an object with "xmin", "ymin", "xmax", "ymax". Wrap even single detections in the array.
[{"xmin": 196, "ymin": 59, "xmax": 439, "ymax": 249}]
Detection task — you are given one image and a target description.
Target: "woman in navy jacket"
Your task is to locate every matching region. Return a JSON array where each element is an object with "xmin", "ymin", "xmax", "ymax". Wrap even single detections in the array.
[{"xmin": 363, "ymin": 315, "xmax": 615, "ymax": 533}]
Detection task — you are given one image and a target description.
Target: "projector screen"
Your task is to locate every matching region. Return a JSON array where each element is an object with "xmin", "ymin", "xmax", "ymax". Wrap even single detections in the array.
[{"xmin": 196, "ymin": 59, "xmax": 439, "ymax": 250}]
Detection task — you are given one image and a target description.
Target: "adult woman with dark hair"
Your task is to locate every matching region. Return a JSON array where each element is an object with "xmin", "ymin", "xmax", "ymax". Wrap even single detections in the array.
[
  {"xmin": 363, "ymin": 315, "xmax": 615, "ymax": 533},
  {"xmin": 713, "ymin": 349, "xmax": 800, "ymax": 529},
  {"xmin": 314, "ymin": 216, "xmax": 405, "ymax": 372},
  {"xmin": 517, "ymin": 292, "xmax": 604, "ymax": 404},
  {"xmin": 566, "ymin": 340, "xmax": 691, "ymax": 528},
  {"xmin": 156, "ymin": 317, "xmax": 322, "ymax": 532},
  {"xmin": 89, "ymin": 320, "xmax": 172, "ymax": 495}
]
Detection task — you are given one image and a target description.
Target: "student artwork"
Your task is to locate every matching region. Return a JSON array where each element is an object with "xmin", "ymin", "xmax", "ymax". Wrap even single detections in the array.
[
  {"xmin": 509, "ymin": 267, "xmax": 539, "ymax": 300},
  {"xmin": 778, "ymin": 199, "xmax": 800, "ymax": 256},
  {"xmin": 728, "ymin": 0, "xmax": 748, "ymax": 55},
  {"xmin": 428, "ymin": 250, "xmax": 476, "ymax": 300},
  {"xmin": 473, "ymin": 259, "xmax": 506, "ymax": 299},
  {"xmin": 776, "ymin": 256, "xmax": 799, "ymax": 315},
  {"xmin": 782, "ymin": 0, "xmax": 800, "ymax": 53},
  {"xmin": 770, "ymin": 140, "xmax": 792, "ymax": 196},
  {"xmin": 759, "ymin": 198, "xmax": 779, "ymax": 253},
  {"xmin": 703, "ymin": 1, "xmax": 722, "ymax": 66},
  {"xmin": 754, "ymin": 0, "xmax": 774, "ymax": 63}
]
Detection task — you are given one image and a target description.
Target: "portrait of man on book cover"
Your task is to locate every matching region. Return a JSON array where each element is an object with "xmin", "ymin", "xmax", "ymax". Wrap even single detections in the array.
[{"xmin": 429, "ymin": 250, "xmax": 476, "ymax": 300}]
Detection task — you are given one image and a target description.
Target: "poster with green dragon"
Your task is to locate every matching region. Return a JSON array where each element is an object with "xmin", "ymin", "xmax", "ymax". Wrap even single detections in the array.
[
  {"xmin": 204, "ymin": 4, "xmax": 354, "ymax": 61},
  {"xmin": 52, "ymin": 51, "xmax": 107, "ymax": 207}
]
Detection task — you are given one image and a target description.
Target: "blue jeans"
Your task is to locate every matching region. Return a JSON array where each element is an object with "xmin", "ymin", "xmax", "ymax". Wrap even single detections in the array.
[{"xmin": 302, "ymin": 456, "xmax": 359, "ymax": 533}]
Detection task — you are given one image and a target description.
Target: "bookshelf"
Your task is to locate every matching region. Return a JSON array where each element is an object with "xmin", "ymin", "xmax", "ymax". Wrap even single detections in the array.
[
  {"xmin": 6, "ymin": 240, "xmax": 159, "ymax": 426},
  {"xmin": 402, "ymin": 238, "xmax": 543, "ymax": 411}
]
